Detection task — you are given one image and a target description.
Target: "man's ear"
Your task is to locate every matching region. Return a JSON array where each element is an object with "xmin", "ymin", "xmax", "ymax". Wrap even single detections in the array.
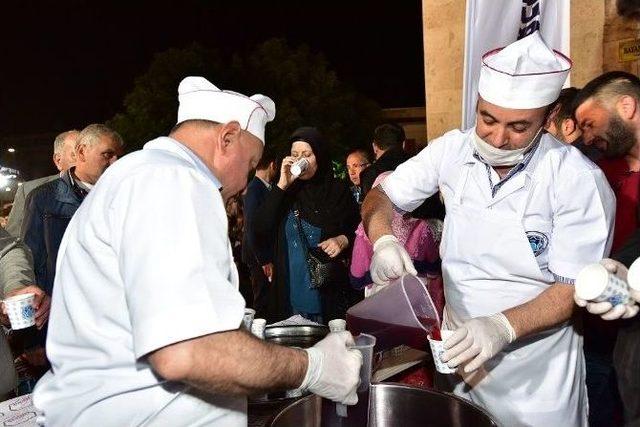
[
  {"xmin": 217, "ymin": 121, "xmax": 242, "ymax": 152},
  {"xmin": 562, "ymin": 118, "xmax": 577, "ymax": 137},
  {"xmin": 52, "ymin": 153, "xmax": 61, "ymax": 170},
  {"xmin": 617, "ymin": 95, "xmax": 638, "ymax": 121},
  {"xmin": 76, "ymin": 144, "xmax": 86, "ymax": 162},
  {"xmin": 545, "ymin": 104, "xmax": 561, "ymax": 129}
]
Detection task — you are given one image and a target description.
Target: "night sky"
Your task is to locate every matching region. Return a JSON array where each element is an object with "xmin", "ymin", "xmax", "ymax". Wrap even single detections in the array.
[{"xmin": 0, "ymin": 0, "xmax": 425, "ymax": 136}]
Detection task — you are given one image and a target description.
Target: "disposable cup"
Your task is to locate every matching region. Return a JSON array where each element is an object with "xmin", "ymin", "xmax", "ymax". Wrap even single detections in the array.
[
  {"xmin": 328, "ymin": 319, "xmax": 346, "ymax": 333},
  {"xmin": 4, "ymin": 293, "xmax": 36, "ymax": 330},
  {"xmin": 351, "ymin": 333, "xmax": 376, "ymax": 392},
  {"xmin": 428, "ymin": 330, "xmax": 456, "ymax": 374},
  {"xmin": 628, "ymin": 258, "xmax": 640, "ymax": 291},
  {"xmin": 251, "ymin": 318, "xmax": 267, "ymax": 339},
  {"xmin": 290, "ymin": 158, "xmax": 309, "ymax": 177},
  {"xmin": 243, "ymin": 308, "xmax": 256, "ymax": 330},
  {"xmin": 575, "ymin": 263, "xmax": 630, "ymax": 306}
]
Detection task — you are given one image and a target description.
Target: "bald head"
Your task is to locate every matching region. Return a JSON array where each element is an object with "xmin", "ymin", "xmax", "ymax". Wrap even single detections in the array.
[{"xmin": 53, "ymin": 130, "xmax": 80, "ymax": 172}]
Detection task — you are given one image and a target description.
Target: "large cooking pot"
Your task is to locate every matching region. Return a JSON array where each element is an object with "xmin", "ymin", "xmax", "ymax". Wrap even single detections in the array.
[
  {"xmin": 269, "ymin": 383, "xmax": 498, "ymax": 427},
  {"xmin": 263, "ymin": 325, "xmax": 329, "ymax": 348}
]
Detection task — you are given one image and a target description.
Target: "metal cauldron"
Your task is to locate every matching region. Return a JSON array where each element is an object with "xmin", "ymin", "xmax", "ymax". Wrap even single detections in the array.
[
  {"xmin": 263, "ymin": 325, "xmax": 329, "ymax": 348},
  {"xmin": 269, "ymin": 383, "xmax": 498, "ymax": 427}
]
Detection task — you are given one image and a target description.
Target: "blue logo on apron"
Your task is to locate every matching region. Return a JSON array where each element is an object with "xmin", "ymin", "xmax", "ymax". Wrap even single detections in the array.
[{"xmin": 526, "ymin": 231, "xmax": 549, "ymax": 256}]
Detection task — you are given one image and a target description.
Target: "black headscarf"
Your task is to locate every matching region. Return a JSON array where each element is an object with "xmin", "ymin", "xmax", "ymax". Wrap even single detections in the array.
[{"xmin": 287, "ymin": 127, "xmax": 358, "ymax": 237}]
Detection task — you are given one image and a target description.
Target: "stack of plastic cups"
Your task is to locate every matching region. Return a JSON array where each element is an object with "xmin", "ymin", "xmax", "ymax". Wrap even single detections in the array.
[
  {"xmin": 576, "ymin": 263, "xmax": 633, "ymax": 306},
  {"xmin": 251, "ymin": 318, "xmax": 266, "ymax": 339},
  {"xmin": 243, "ymin": 308, "xmax": 256, "ymax": 330},
  {"xmin": 628, "ymin": 258, "xmax": 640, "ymax": 292},
  {"xmin": 328, "ymin": 319, "xmax": 350, "ymax": 417}
]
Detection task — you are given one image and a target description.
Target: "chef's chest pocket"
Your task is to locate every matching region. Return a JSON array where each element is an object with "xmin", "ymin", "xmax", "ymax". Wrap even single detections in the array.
[{"xmin": 521, "ymin": 217, "xmax": 552, "ymax": 273}]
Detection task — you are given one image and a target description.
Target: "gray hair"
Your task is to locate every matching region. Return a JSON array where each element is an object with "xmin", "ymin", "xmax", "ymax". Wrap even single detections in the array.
[
  {"xmin": 53, "ymin": 130, "xmax": 80, "ymax": 155},
  {"xmin": 76, "ymin": 124, "xmax": 124, "ymax": 149}
]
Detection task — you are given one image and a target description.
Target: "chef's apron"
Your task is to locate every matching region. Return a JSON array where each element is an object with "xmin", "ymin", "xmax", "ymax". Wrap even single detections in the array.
[{"xmin": 440, "ymin": 162, "xmax": 587, "ymax": 427}]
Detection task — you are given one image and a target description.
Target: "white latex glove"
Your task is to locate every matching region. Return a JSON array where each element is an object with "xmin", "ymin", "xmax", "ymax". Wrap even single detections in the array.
[
  {"xmin": 574, "ymin": 259, "xmax": 640, "ymax": 320},
  {"xmin": 370, "ymin": 235, "xmax": 417, "ymax": 285},
  {"xmin": 299, "ymin": 331, "xmax": 363, "ymax": 405},
  {"xmin": 441, "ymin": 313, "xmax": 516, "ymax": 373}
]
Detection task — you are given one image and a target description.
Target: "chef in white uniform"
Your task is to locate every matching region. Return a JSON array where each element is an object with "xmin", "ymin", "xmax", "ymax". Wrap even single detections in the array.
[
  {"xmin": 362, "ymin": 32, "xmax": 615, "ymax": 426},
  {"xmin": 33, "ymin": 77, "xmax": 362, "ymax": 426}
]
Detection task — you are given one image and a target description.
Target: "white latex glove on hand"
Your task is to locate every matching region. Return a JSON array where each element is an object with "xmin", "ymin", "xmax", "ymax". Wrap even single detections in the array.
[
  {"xmin": 574, "ymin": 259, "xmax": 640, "ymax": 320},
  {"xmin": 370, "ymin": 235, "xmax": 417, "ymax": 286},
  {"xmin": 441, "ymin": 313, "xmax": 516, "ymax": 373},
  {"xmin": 299, "ymin": 331, "xmax": 363, "ymax": 405}
]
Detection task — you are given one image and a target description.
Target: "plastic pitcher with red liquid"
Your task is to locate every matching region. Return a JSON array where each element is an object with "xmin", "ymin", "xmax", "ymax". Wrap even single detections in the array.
[{"xmin": 346, "ymin": 274, "xmax": 441, "ymax": 351}]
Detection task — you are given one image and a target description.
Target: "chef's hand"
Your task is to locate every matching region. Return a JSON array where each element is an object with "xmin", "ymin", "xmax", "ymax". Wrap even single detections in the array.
[
  {"xmin": 277, "ymin": 156, "xmax": 299, "ymax": 190},
  {"xmin": 299, "ymin": 331, "xmax": 362, "ymax": 405},
  {"xmin": 442, "ymin": 313, "xmax": 516, "ymax": 373},
  {"xmin": 574, "ymin": 259, "xmax": 640, "ymax": 320},
  {"xmin": 3, "ymin": 285, "xmax": 51, "ymax": 329},
  {"xmin": 370, "ymin": 235, "xmax": 417, "ymax": 285}
]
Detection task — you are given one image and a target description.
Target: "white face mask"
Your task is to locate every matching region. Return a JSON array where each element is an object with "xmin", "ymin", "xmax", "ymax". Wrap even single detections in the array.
[{"xmin": 473, "ymin": 126, "xmax": 543, "ymax": 167}]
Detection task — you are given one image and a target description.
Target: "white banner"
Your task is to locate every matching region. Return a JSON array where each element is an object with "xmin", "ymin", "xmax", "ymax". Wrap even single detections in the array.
[{"xmin": 462, "ymin": 0, "xmax": 571, "ymax": 129}]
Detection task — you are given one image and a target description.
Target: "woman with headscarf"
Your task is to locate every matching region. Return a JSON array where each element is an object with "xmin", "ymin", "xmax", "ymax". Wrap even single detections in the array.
[{"xmin": 254, "ymin": 127, "xmax": 360, "ymax": 323}]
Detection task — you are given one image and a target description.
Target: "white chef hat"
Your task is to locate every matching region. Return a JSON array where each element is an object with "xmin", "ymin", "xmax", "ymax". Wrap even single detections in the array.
[
  {"xmin": 478, "ymin": 32, "xmax": 572, "ymax": 109},
  {"xmin": 177, "ymin": 76, "xmax": 276, "ymax": 144}
]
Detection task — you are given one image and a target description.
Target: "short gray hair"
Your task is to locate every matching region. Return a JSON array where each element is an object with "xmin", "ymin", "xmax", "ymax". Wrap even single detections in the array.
[
  {"xmin": 76, "ymin": 124, "xmax": 124, "ymax": 149},
  {"xmin": 53, "ymin": 130, "xmax": 80, "ymax": 155}
]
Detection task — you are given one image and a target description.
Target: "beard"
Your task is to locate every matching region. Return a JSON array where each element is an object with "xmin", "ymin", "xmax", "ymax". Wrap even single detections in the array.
[{"xmin": 602, "ymin": 115, "xmax": 636, "ymax": 158}]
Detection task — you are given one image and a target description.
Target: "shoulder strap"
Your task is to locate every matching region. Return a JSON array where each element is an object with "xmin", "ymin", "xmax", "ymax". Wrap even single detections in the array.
[{"xmin": 293, "ymin": 209, "xmax": 311, "ymax": 257}]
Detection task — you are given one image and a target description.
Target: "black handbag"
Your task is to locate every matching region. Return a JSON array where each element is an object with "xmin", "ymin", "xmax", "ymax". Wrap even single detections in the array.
[{"xmin": 293, "ymin": 209, "xmax": 347, "ymax": 289}]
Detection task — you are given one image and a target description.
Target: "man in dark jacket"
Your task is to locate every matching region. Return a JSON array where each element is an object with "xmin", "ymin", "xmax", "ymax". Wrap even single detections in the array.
[
  {"xmin": 359, "ymin": 123, "xmax": 408, "ymax": 199},
  {"xmin": 242, "ymin": 148, "xmax": 277, "ymax": 317},
  {"xmin": 360, "ymin": 123, "xmax": 446, "ymax": 221},
  {"xmin": 6, "ymin": 130, "xmax": 79, "ymax": 238},
  {"xmin": 22, "ymin": 124, "xmax": 123, "ymax": 297}
]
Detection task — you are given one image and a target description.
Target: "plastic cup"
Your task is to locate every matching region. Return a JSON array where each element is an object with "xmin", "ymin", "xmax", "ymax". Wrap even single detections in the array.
[
  {"xmin": 3, "ymin": 293, "xmax": 36, "ymax": 330},
  {"xmin": 351, "ymin": 333, "xmax": 377, "ymax": 392},
  {"xmin": 243, "ymin": 308, "xmax": 256, "ymax": 330},
  {"xmin": 290, "ymin": 158, "xmax": 309, "ymax": 177},
  {"xmin": 628, "ymin": 258, "xmax": 640, "ymax": 291},
  {"xmin": 576, "ymin": 263, "xmax": 630, "ymax": 306},
  {"xmin": 251, "ymin": 318, "xmax": 267, "ymax": 339},
  {"xmin": 328, "ymin": 319, "xmax": 347, "ymax": 333},
  {"xmin": 428, "ymin": 329, "xmax": 456, "ymax": 374}
]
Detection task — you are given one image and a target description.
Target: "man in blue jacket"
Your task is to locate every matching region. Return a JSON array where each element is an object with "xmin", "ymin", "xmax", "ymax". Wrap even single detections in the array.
[{"xmin": 21, "ymin": 123, "xmax": 123, "ymax": 371}]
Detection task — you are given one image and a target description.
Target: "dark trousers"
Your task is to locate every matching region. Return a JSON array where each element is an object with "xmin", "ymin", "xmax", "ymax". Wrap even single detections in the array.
[
  {"xmin": 614, "ymin": 319, "xmax": 640, "ymax": 426},
  {"xmin": 248, "ymin": 262, "xmax": 270, "ymax": 319},
  {"xmin": 586, "ymin": 352, "xmax": 624, "ymax": 427}
]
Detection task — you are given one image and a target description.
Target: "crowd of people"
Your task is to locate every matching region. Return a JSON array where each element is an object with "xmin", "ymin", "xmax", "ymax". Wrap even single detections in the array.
[{"xmin": 0, "ymin": 31, "xmax": 636, "ymax": 426}]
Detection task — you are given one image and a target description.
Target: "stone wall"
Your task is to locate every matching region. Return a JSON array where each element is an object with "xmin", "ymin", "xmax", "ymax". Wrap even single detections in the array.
[{"xmin": 603, "ymin": 0, "xmax": 640, "ymax": 75}]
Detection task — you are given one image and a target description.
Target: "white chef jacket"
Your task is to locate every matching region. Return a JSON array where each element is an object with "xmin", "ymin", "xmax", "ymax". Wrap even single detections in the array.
[
  {"xmin": 33, "ymin": 137, "xmax": 246, "ymax": 426},
  {"xmin": 381, "ymin": 128, "xmax": 615, "ymax": 426},
  {"xmin": 383, "ymin": 128, "xmax": 615, "ymax": 286}
]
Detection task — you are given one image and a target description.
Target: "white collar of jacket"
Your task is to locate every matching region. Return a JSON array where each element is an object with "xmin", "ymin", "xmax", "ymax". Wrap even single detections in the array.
[{"xmin": 143, "ymin": 137, "xmax": 222, "ymax": 190}]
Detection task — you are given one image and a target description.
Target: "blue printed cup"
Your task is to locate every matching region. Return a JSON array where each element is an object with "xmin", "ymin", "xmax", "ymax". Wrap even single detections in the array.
[
  {"xmin": 3, "ymin": 293, "xmax": 36, "ymax": 330},
  {"xmin": 576, "ymin": 263, "xmax": 630, "ymax": 306}
]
